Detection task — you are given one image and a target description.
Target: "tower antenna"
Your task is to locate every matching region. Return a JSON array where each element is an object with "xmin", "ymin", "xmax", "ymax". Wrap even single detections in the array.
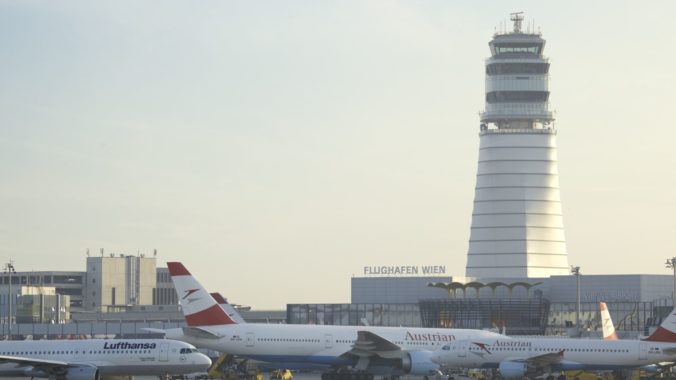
[{"xmin": 510, "ymin": 12, "xmax": 524, "ymax": 33}]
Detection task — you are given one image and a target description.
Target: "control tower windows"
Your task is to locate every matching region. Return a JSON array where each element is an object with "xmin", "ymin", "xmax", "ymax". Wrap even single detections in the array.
[
  {"xmin": 494, "ymin": 43, "xmax": 542, "ymax": 55},
  {"xmin": 486, "ymin": 91, "xmax": 549, "ymax": 103},
  {"xmin": 486, "ymin": 62, "xmax": 549, "ymax": 75}
]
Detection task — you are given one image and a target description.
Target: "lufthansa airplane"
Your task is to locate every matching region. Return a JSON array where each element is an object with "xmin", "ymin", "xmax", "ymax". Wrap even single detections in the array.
[
  {"xmin": 431, "ymin": 309, "xmax": 676, "ymax": 378},
  {"xmin": 157, "ymin": 262, "xmax": 505, "ymax": 379},
  {"xmin": 0, "ymin": 338, "xmax": 211, "ymax": 380}
]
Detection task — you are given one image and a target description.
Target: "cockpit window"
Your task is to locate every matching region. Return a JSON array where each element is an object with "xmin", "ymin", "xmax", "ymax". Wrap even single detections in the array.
[
  {"xmin": 180, "ymin": 348, "xmax": 196, "ymax": 354},
  {"xmin": 442, "ymin": 345, "xmax": 450, "ymax": 351}
]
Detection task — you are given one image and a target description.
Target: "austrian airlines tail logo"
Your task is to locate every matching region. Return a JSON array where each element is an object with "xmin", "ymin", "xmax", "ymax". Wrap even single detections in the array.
[{"xmin": 182, "ymin": 289, "xmax": 200, "ymax": 302}]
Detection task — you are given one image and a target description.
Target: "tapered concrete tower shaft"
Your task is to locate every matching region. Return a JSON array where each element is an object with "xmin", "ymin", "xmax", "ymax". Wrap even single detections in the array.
[{"xmin": 466, "ymin": 13, "xmax": 569, "ymax": 278}]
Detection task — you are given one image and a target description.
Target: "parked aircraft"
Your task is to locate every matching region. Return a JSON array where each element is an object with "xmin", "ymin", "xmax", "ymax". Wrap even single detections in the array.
[
  {"xmin": 0, "ymin": 338, "xmax": 211, "ymax": 380},
  {"xmin": 162, "ymin": 262, "xmax": 505, "ymax": 379},
  {"xmin": 431, "ymin": 309, "xmax": 676, "ymax": 378},
  {"xmin": 600, "ymin": 302, "xmax": 618, "ymax": 340}
]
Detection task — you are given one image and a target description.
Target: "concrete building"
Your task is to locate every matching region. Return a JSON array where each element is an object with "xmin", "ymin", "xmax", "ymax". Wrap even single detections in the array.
[
  {"xmin": 0, "ymin": 285, "xmax": 70, "ymax": 324},
  {"xmin": 0, "ymin": 271, "xmax": 84, "ymax": 309},
  {"xmin": 85, "ymin": 254, "xmax": 157, "ymax": 311},
  {"xmin": 153, "ymin": 267, "xmax": 178, "ymax": 305},
  {"xmin": 466, "ymin": 13, "xmax": 568, "ymax": 278}
]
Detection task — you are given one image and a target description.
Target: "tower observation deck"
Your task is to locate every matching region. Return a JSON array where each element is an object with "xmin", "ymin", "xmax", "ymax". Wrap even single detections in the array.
[{"xmin": 465, "ymin": 13, "xmax": 569, "ymax": 278}]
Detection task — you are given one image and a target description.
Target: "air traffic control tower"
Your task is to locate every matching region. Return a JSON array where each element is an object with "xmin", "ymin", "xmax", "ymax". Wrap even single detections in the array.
[{"xmin": 466, "ymin": 13, "xmax": 569, "ymax": 278}]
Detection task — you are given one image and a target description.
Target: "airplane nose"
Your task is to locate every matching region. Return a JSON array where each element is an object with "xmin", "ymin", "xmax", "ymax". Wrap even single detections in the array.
[{"xmin": 198, "ymin": 353, "xmax": 212, "ymax": 367}]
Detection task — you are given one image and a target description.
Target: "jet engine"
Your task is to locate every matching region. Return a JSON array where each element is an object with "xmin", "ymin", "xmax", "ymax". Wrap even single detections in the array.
[
  {"xmin": 400, "ymin": 351, "xmax": 440, "ymax": 375},
  {"xmin": 498, "ymin": 361, "xmax": 528, "ymax": 379},
  {"xmin": 63, "ymin": 366, "xmax": 100, "ymax": 380}
]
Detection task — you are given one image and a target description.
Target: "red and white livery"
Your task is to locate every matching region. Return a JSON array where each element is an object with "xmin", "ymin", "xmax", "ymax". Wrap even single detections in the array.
[{"xmin": 161, "ymin": 262, "xmax": 505, "ymax": 379}]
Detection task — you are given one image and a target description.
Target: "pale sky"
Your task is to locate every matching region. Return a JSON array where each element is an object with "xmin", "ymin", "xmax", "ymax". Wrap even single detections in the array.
[{"xmin": 1, "ymin": 1, "xmax": 675, "ymax": 309}]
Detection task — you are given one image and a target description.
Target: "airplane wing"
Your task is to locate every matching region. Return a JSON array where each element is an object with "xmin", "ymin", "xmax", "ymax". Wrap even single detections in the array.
[
  {"xmin": 182, "ymin": 326, "xmax": 224, "ymax": 339},
  {"xmin": 510, "ymin": 350, "xmax": 565, "ymax": 366},
  {"xmin": 352, "ymin": 331, "xmax": 401, "ymax": 355},
  {"xmin": 0, "ymin": 354, "xmax": 77, "ymax": 375},
  {"xmin": 338, "ymin": 330, "xmax": 405, "ymax": 361},
  {"xmin": 336, "ymin": 331, "xmax": 405, "ymax": 370}
]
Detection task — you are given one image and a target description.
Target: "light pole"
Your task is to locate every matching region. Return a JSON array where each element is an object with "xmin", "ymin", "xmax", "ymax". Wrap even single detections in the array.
[
  {"xmin": 665, "ymin": 257, "xmax": 676, "ymax": 307},
  {"xmin": 571, "ymin": 265, "xmax": 581, "ymax": 331},
  {"xmin": 3, "ymin": 261, "xmax": 16, "ymax": 340}
]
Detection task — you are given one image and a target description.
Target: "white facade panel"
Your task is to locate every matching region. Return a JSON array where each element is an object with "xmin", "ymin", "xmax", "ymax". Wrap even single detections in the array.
[
  {"xmin": 469, "ymin": 240, "xmax": 527, "ymax": 254},
  {"xmin": 470, "ymin": 213, "xmax": 563, "ymax": 228},
  {"xmin": 466, "ymin": 253, "xmax": 528, "ymax": 268},
  {"xmin": 476, "ymin": 174, "xmax": 560, "ymax": 188},
  {"xmin": 477, "ymin": 161, "xmax": 558, "ymax": 174},
  {"xmin": 479, "ymin": 147, "xmax": 557, "ymax": 161},
  {"xmin": 527, "ymin": 267, "xmax": 569, "ymax": 277},
  {"xmin": 474, "ymin": 187, "xmax": 562, "ymax": 201},
  {"xmin": 470, "ymin": 226, "xmax": 565, "ymax": 241},
  {"xmin": 526, "ymin": 240, "xmax": 567, "ymax": 253},
  {"xmin": 471, "ymin": 200, "xmax": 562, "ymax": 214},
  {"xmin": 472, "ymin": 267, "xmax": 527, "ymax": 277},
  {"xmin": 480, "ymin": 133, "xmax": 557, "ymax": 148},
  {"xmin": 526, "ymin": 253, "xmax": 569, "ymax": 267}
]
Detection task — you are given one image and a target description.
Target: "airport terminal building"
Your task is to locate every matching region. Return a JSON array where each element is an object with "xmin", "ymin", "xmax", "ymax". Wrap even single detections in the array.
[{"xmin": 287, "ymin": 272, "xmax": 674, "ymax": 338}]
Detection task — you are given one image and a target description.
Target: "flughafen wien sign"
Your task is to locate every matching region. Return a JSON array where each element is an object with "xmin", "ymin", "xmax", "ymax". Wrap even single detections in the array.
[{"xmin": 363, "ymin": 265, "xmax": 446, "ymax": 276}]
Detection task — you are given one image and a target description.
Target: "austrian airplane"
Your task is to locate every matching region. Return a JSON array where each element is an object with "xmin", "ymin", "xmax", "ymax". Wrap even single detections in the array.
[
  {"xmin": 600, "ymin": 302, "xmax": 618, "ymax": 340},
  {"xmin": 431, "ymin": 309, "xmax": 676, "ymax": 378},
  {"xmin": 0, "ymin": 338, "xmax": 211, "ymax": 380},
  {"xmin": 162, "ymin": 262, "xmax": 505, "ymax": 379}
]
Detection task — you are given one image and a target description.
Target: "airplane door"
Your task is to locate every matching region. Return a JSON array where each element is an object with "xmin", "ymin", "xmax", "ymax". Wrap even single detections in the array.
[
  {"xmin": 246, "ymin": 332, "xmax": 255, "ymax": 347},
  {"xmin": 639, "ymin": 342, "xmax": 648, "ymax": 360},
  {"xmin": 458, "ymin": 341, "xmax": 467, "ymax": 358},
  {"xmin": 324, "ymin": 334, "xmax": 333, "ymax": 349},
  {"xmin": 159, "ymin": 342, "xmax": 169, "ymax": 362}
]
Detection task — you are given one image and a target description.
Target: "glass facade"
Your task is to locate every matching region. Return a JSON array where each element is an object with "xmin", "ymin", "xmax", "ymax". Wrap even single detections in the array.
[
  {"xmin": 287, "ymin": 304, "xmax": 422, "ymax": 327},
  {"xmin": 419, "ymin": 298, "xmax": 550, "ymax": 335},
  {"xmin": 547, "ymin": 300, "xmax": 673, "ymax": 337}
]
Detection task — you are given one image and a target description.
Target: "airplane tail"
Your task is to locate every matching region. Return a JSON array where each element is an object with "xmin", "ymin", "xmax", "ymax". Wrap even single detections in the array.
[
  {"xmin": 644, "ymin": 308, "xmax": 676, "ymax": 342},
  {"xmin": 167, "ymin": 262, "xmax": 238, "ymax": 326},
  {"xmin": 600, "ymin": 302, "xmax": 618, "ymax": 340},
  {"xmin": 210, "ymin": 292, "xmax": 247, "ymax": 324},
  {"xmin": 210, "ymin": 292, "xmax": 229, "ymax": 304}
]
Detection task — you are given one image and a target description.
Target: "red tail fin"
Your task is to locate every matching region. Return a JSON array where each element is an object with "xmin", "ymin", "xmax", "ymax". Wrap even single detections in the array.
[
  {"xmin": 644, "ymin": 309, "xmax": 676, "ymax": 342},
  {"xmin": 167, "ymin": 262, "xmax": 237, "ymax": 326}
]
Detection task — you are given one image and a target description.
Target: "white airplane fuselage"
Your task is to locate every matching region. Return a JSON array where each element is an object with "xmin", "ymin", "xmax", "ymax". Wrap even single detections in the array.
[
  {"xmin": 165, "ymin": 323, "xmax": 502, "ymax": 369},
  {"xmin": 0, "ymin": 339, "xmax": 211, "ymax": 378},
  {"xmin": 433, "ymin": 337, "xmax": 676, "ymax": 372}
]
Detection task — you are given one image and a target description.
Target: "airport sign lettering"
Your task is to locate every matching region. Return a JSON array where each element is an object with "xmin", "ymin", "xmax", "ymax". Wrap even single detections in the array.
[{"xmin": 363, "ymin": 265, "xmax": 446, "ymax": 276}]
